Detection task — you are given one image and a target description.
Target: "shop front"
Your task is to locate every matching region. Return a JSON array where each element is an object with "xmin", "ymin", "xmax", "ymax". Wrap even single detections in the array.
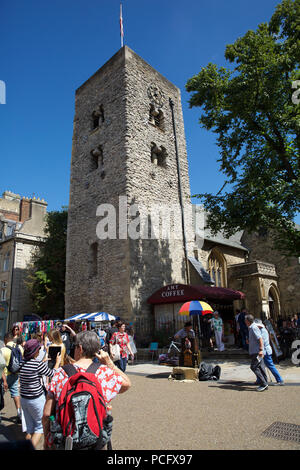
[{"xmin": 147, "ymin": 283, "xmax": 245, "ymax": 345}]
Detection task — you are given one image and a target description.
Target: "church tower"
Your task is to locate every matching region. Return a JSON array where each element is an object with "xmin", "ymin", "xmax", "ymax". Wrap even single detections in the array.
[{"xmin": 65, "ymin": 46, "xmax": 194, "ymax": 331}]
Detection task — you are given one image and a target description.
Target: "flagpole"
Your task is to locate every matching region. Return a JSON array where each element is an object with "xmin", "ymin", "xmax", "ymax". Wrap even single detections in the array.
[{"xmin": 120, "ymin": 3, "xmax": 124, "ymax": 48}]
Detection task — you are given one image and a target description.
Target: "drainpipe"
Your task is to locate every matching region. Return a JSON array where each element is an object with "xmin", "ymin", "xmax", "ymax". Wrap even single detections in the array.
[
  {"xmin": 169, "ymin": 98, "xmax": 190, "ymax": 284},
  {"xmin": 8, "ymin": 238, "xmax": 16, "ymax": 328}
]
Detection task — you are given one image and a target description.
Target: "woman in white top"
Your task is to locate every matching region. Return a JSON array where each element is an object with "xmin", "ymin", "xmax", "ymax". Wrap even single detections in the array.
[{"xmin": 209, "ymin": 311, "xmax": 225, "ymax": 352}]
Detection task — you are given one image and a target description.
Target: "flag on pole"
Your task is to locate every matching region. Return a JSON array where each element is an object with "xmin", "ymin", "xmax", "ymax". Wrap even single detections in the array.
[{"xmin": 120, "ymin": 3, "xmax": 124, "ymax": 48}]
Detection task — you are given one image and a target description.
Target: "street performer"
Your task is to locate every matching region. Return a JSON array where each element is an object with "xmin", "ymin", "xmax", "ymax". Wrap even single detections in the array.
[{"xmin": 174, "ymin": 322, "xmax": 197, "ymax": 367}]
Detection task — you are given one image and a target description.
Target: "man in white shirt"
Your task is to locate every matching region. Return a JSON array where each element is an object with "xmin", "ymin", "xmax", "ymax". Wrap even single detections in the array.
[
  {"xmin": 254, "ymin": 319, "xmax": 284, "ymax": 386},
  {"xmin": 245, "ymin": 315, "xmax": 268, "ymax": 392}
]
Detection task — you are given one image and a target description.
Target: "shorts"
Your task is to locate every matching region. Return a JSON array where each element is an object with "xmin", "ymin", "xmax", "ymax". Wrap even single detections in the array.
[
  {"xmin": 7, "ymin": 373, "xmax": 20, "ymax": 398},
  {"xmin": 20, "ymin": 394, "xmax": 46, "ymax": 434}
]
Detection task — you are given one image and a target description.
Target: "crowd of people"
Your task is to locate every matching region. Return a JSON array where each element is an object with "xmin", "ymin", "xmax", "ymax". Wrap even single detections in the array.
[
  {"xmin": 234, "ymin": 310, "xmax": 300, "ymax": 359},
  {"xmin": 0, "ymin": 311, "xmax": 298, "ymax": 448},
  {"xmin": 174, "ymin": 309, "xmax": 300, "ymax": 359},
  {"xmin": 0, "ymin": 318, "xmax": 136, "ymax": 450},
  {"xmin": 173, "ymin": 311, "xmax": 288, "ymax": 391}
]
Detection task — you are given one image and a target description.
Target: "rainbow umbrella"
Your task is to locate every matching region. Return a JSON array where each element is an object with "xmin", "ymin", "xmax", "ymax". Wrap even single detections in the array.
[{"xmin": 179, "ymin": 300, "xmax": 214, "ymax": 316}]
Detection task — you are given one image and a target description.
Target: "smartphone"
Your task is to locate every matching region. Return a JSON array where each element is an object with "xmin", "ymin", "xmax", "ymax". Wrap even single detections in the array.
[{"xmin": 48, "ymin": 346, "xmax": 62, "ymax": 363}]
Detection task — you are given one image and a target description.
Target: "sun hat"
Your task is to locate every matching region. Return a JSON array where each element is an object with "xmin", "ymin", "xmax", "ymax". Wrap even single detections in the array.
[{"xmin": 24, "ymin": 339, "xmax": 41, "ymax": 360}]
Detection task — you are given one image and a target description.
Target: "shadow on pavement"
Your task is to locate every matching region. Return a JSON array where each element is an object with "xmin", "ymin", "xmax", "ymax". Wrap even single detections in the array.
[
  {"xmin": 209, "ymin": 384, "xmax": 256, "ymax": 392},
  {"xmin": 146, "ymin": 373, "xmax": 171, "ymax": 379},
  {"xmin": 0, "ymin": 416, "xmax": 24, "ymax": 442},
  {"xmin": 209, "ymin": 380, "xmax": 300, "ymax": 391}
]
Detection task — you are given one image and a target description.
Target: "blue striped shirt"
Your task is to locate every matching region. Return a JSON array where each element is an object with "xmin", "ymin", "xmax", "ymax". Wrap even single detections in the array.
[{"xmin": 19, "ymin": 359, "xmax": 54, "ymax": 399}]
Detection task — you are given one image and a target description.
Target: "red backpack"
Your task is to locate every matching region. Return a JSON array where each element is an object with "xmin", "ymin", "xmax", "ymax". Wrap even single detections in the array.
[{"xmin": 56, "ymin": 363, "xmax": 107, "ymax": 450}]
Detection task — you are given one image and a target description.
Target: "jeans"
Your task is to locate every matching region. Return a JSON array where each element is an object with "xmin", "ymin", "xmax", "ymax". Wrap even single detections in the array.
[
  {"xmin": 263, "ymin": 353, "xmax": 283, "ymax": 383},
  {"xmin": 6, "ymin": 373, "xmax": 20, "ymax": 398},
  {"xmin": 250, "ymin": 354, "xmax": 268, "ymax": 386},
  {"xmin": 115, "ymin": 357, "xmax": 127, "ymax": 372}
]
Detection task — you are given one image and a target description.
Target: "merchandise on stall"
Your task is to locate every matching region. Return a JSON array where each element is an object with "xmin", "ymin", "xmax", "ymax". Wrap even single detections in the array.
[{"xmin": 14, "ymin": 320, "xmax": 63, "ymax": 340}]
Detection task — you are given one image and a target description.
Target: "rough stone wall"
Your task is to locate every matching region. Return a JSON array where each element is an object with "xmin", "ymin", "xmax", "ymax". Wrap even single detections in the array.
[
  {"xmin": 65, "ymin": 47, "xmax": 194, "ymax": 325},
  {"xmin": 66, "ymin": 48, "xmax": 131, "ymax": 318},
  {"xmin": 123, "ymin": 47, "xmax": 194, "ymax": 324},
  {"xmin": 242, "ymin": 231, "xmax": 300, "ymax": 316}
]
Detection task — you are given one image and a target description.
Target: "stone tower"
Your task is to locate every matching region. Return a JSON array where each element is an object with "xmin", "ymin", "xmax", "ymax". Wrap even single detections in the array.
[{"xmin": 65, "ymin": 46, "xmax": 194, "ymax": 330}]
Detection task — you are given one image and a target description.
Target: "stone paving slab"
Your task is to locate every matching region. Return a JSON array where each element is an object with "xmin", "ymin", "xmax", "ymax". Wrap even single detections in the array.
[
  {"xmin": 0, "ymin": 359, "xmax": 299, "ymax": 450},
  {"xmin": 127, "ymin": 359, "xmax": 300, "ymax": 383}
]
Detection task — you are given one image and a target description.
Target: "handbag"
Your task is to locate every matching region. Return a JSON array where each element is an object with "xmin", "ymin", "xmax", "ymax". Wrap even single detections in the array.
[{"xmin": 110, "ymin": 343, "xmax": 120, "ymax": 362}]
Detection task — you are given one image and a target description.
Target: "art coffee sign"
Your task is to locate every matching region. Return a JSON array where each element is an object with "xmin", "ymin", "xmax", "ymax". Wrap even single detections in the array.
[
  {"xmin": 148, "ymin": 283, "xmax": 245, "ymax": 305},
  {"xmin": 161, "ymin": 284, "xmax": 185, "ymax": 299},
  {"xmin": 147, "ymin": 284, "xmax": 199, "ymax": 305}
]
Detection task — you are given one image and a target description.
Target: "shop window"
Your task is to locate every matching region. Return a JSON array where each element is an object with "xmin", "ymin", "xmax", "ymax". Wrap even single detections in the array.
[
  {"xmin": 151, "ymin": 143, "xmax": 167, "ymax": 167},
  {"xmin": 208, "ymin": 250, "xmax": 226, "ymax": 287}
]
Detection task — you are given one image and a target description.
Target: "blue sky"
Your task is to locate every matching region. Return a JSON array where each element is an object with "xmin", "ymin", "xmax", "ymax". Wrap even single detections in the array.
[{"xmin": 1, "ymin": 0, "xmax": 293, "ymax": 221}]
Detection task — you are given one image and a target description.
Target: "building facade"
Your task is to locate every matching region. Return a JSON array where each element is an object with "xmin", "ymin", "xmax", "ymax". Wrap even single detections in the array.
[
  {"xmin": 65, "ymin": 47, "xmax": 297, "ymax": 343},
  {"xmin": 0, "ymin": 191, "xmax": 47, "ymax": 329},
  {"xmin": 242, "ymin": 229, "xmax": 300, "ymax": 317},
  {"xmin": 65, "ymin": 46, "xmax": 194, "ymax": 326}
]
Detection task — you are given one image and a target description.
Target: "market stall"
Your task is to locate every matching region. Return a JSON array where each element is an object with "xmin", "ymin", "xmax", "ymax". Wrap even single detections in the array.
[{"xmin": 14, "ymin": 319, "xmax": 63, "ymax": 340}]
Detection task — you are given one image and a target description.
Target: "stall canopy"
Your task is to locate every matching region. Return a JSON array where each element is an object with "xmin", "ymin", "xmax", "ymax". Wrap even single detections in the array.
[
  {"xmin": 65, "ymin": 312, "xmax": 116, "ymax": 322},
  {"xmin": 147, "ymin": 283, "xmax": 245, "ymax": 305}
]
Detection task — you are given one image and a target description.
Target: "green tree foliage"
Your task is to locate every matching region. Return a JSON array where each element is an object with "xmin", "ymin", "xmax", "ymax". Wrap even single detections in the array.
[
  {"xmin": 25, "ymin": 209, "xmax": 67, "ymax": 318},
  {"xmin": 186, "ymin": 0, "xmax": 300, "ymax": 256}
]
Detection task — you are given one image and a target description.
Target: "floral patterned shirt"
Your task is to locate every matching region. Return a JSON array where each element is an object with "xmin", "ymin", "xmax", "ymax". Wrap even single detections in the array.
[
  {"xmin": 110, "ymin": 332, "xmax": 130, "ymax": 359},
  {"xmin": 211, "ymin": 317, "xmax": 223, "ymax": 333},
  {"xmin": 46, "ymin": 363, "xmax": 123, "ymax": 448},
  {"xmin": 48, "ymin": 363, "xmax": 123, "ymax": 406}
]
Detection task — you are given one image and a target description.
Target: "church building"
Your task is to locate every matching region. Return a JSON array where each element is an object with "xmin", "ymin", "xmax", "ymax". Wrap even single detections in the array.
[{"xmin": 65, "ymin": 46, "xmax": 295, "ymax": 344}]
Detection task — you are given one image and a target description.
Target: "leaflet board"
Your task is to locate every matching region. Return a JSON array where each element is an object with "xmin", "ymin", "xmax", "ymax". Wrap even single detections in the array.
[{"xmin": 264, "ymin": 319, "xmax": 283, "ymax": 358}]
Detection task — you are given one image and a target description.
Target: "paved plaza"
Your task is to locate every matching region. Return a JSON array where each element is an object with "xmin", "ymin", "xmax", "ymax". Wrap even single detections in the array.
[{"xmin": 0, "ymin": 360, "xmax": 299, "ymax": 450}]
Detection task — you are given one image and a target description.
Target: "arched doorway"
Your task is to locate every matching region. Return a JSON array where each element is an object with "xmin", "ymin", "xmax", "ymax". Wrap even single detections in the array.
[{"xmin": 268, "ymin": 285, "xmax": 280, "ymax": 321}]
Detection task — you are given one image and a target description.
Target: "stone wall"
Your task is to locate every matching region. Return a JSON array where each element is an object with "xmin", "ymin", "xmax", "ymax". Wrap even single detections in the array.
[
  {"xmin": 242, "ymin": 231, "xmax": 300, "ymax": 316},
  {"xmin": 194, "ymin": 240, "xmax": 246, "ymax": 287},
  {"xmin": 124, "ymin": 47, "xmax": 194, "ymax": 325},
  {"xmin": 0, "ymin": 193, "xmax": 47, "ymax": 324},
  {"xmin": 65, "ymin": 47, "xmax": 195, "ymax": 327},
  {"xmin": 66, "ymin": 47, "xmax": 130, "ymax": 319},
  {"xmin": 228, "ymin": 261, "xmax": 280, "ymax": 318}
]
